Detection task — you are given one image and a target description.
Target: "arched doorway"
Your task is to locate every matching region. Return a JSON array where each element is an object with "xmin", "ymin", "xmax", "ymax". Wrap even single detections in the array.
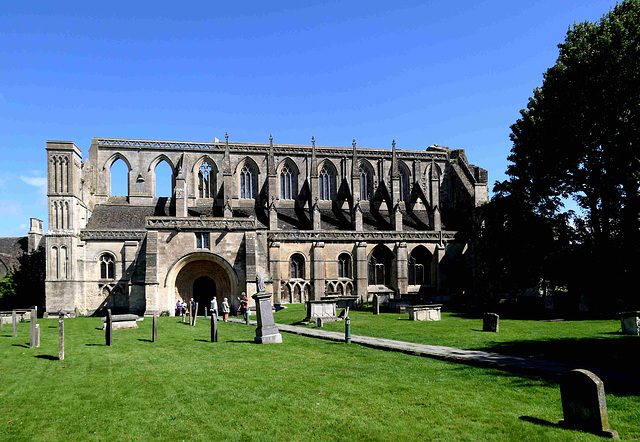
[
  {"xmin": 193, "ymin": 276, "xmax": 216, "ymax": 316},
  {"xmin": 168, "ymin": 252, "xmax": 237, "ymax": 317}
]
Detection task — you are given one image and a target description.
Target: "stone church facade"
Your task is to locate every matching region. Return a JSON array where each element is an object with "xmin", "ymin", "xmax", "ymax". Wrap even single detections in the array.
[{"xmin": 44, "ymin": 135, "xmax": 488, "ymax": 316}]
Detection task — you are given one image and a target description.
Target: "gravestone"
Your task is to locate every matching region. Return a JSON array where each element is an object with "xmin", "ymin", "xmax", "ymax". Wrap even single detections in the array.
[
  {"xmin": 192, "ymin": 302, "xmax": 198, "ymax": 326},
  {"xmin": 316, "ymin": 317, "xmax": 323, "ymax": 327},
  {"xmin": 338, "ymin": 307, "xmax": 349, "ymax": 319},
  {"xmin": 105, "ymin": 309, "xmax": 113, "ymax": 346},
  {"xmin": 253, "ymin": 273, "xmax": 282, "ymax": 344},
  {"xmin": 59, "ymin": 314, "xmax": 65, "ymax": 360},
  {"xmin": 483, "ymin": 313, "xmax": 499, "ymax": 332},
  {"xmin": 373, "ymin": 294, "xmax": 379, "ymax": 315},
  {"xmin": 35, "ymin": 324, "xmax": 40, "ymax": 348},
  {"xmin": 211, "ymin": 313, "xmax": 218, "ymax": 342},
  {"xmin": 559, "ymin": 369, "xmax": 618, "ymax": 438},
  {"xmin": 12, "ymin": 311, "xmax": 17, "ymax": 337}
]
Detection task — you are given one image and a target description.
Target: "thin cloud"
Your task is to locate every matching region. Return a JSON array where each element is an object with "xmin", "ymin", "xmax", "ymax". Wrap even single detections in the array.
[{"xmin": 20, "ymin": 176, "xmax": 47, "ymax": 187}]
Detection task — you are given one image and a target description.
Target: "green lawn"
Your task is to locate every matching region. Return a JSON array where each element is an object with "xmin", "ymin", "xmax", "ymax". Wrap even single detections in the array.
[
  {"xmin": 1, "ymin": 316, "xmax": 638, "ymax": 440},
  {"xmin": 273, "ymin": 304, "xmax": 636, "ymax": 374}
]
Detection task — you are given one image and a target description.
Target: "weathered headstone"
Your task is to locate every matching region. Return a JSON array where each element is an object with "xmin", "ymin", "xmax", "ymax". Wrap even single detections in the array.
[
  {"xmin": 211, "ymin": 313, "xmax": 218, "ymax": 343},
  {"xmin": 59, "ymin": 314, "xmax": 65, "ymax": 361},
  {"xmin": 105, "ymin": 309, "xmax": 113, "ymax": 346},
  {"xmin": 483, "ymin": 313, "xmax": 499, "ymax": 332},
  {"xmin": 35, "ymin": 324, "xmax": 40, "ymax": 348},
  {"xmin": 253, "ymin": 291, "xmax": 282, "ymax": 344},
  {"xmin": 152, "ymin": 314, "xmax": 158, "ymax": 342},
  {"xmin": 559, "ymin": 369, "xmax": 619, "ymax": 438},
  {"xmin": 12, "ymin": 310, "xmax": 17, "ymax": 337},
  {"xmin": 373, "ymin": 294, "xmax": 379, "ymax": 315},
  {"xmin": 30, "ymin": 309, "xmax": 37, "ymax": 348}
]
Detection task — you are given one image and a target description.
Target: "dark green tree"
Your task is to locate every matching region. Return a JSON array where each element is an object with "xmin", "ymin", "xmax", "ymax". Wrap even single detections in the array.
[{"xmin": 494, "ymin": 0, "xmax": 640, "ymax": 310}]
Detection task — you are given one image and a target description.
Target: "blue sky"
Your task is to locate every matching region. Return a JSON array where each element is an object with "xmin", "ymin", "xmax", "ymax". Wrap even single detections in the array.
[{"xmin": 0, "ymin": 0, "xmax": 617, "ymax": 236}]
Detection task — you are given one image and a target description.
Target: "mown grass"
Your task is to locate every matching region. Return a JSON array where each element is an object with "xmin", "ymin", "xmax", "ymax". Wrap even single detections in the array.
[
  {"xmin": 1, "ymin": 316, "xmax": 639, "ymax": 441},
  {"xmin": 273, "ymin": 304, "xmax": 637, "ymax": 374}
]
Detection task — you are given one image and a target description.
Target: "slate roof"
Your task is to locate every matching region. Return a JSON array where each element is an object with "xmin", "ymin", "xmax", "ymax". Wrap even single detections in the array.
[{"xmin": 85, "ymin": 200, "xmax": 435, "ymax": 232}]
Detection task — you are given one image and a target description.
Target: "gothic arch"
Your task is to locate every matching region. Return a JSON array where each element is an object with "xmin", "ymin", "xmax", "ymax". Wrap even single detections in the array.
[
  {"xmin": 277, "ymin": 158, "xmax": 299, "ymax": 200},
  {"xmin": 102, "ymin": 152, "xmax": 133, "ymax": 172},
  {"xmin": 147, "ymin": 154, "xmax": 177, "ymax": 174}
]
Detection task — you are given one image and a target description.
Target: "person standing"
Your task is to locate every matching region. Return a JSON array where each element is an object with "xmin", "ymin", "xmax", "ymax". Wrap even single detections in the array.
[
  {"xmin": 210, "ymin": 297, "xmax": 219, "ymax": 317},
  {"xmin": 221, "ymin": 297, "xmax": 230, "ymax": 322},
  {"xmin": 176, "ymin": 300, "xmax": 181, "ymax": 316}
]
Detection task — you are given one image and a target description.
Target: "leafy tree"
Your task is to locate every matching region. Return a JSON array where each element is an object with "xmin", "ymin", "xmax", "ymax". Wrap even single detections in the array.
[
  {"xmin": 493, "ymin": 0, "xmax": 640, "ymax": 310},
  {"xmin": 0, "ymin": 248, "xmax": 45, "ymax": 311},
  {"xmin": 0, "ymin": 271, "xmax": 17, "ymax": 303}
]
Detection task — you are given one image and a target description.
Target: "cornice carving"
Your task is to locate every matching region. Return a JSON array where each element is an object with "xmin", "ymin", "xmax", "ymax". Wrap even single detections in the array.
[
  {"xmin": 146, "ymin": 217, "xmax": 257, "ymax": 230},
  {"xmin": 269, "ymin": 230, "xmax": 456, "ymax": 243},
  {"xmin": 80, "ymin": 230, "xmax": 146, "ymax": 240}
]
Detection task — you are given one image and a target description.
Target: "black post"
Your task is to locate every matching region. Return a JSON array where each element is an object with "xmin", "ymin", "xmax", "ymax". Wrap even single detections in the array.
[
  {"xmin": 152, "ymin": 314, "xmax": 158, "ymax": 342},
  {"xmin": 106, "ymin": 309, "xmax": 113, "ymax": 346}
]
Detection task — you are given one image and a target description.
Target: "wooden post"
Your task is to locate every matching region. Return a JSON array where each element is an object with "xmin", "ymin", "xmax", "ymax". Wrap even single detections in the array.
[
  {"xmin": 59, "ymin": 314, "xmax": 65, "ymax": 361},
  {"xmin": 186, "ymin": 309, "xmax": 190, "ymax": 326},
  {"xmin": 106, "ymin": 309, "xmax": 113, "ymax": 346},
  {"xmin": 30, "ymin": 309, "xmax": 37, "ymax": 348},
  {"xmin": 193, "ymin": 302, "xmax": 198, "ymax": 326},
  {"xmin": 12, "ymin": 310, "xmax": 17, "ymax": 338},
  {"xmin": 211, "ymin": 313, "xmax": 218, "ymax": 342},
  {"xmin": 152, "ymin": 314, "xmax": 158, "ymax": 342}
]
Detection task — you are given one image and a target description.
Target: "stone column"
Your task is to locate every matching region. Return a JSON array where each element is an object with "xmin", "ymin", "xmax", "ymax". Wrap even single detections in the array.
[
  {"xmin": 312, "ymin": 242, "xmax": 325, "ymax": 300},
  {"xmin": 29, "ymin": 309, "xmax": 37, "ymax": 348},
  {"xmin": 245, "ymin": 232, "xmax": 257, "ymax": 294},
  {"xmin": 393, "ymin": 201, "xmax": 403, "ymax": 231},
  {"xmin": 355, "ymin": 242, "xmax": 368, "ymax": 302},
  {"xmin": 269, "ymin": 241, "xmax": 281, "ymax": 303},
  {"xmin": 174, "ymin": 175, "xmax": 187, "ymax": 217},
  {"xmin": 396, "ymin": 242, "xmax": 408, "ymax": 297},
  {"xmin": 354, "ymin": 201, "xmax": 363, "ymax": 231}
]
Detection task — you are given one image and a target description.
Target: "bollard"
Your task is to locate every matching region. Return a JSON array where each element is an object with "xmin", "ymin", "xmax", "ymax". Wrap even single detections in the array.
[
  {"xmin": 345, "ymin": 316, "xmax": 351, "ymax": 344},
  {"xmin": 30, "ymin": 309, "xmax": 37, "ymax": 348},
  {"xmin": 245, "ymin": 307, "xmax": 250, "ymax": 325},
  {"xmin": 316, "ymin": 317, "xmax": 323, "ymax": 328},
  {"xmin": 204, "ymin": 307, "xmax": 208, "ymax": 318}
]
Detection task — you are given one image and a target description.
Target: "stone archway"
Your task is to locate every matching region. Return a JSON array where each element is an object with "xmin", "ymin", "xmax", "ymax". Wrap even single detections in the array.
[{"xmin": 167, "ymin": 252, "xmax": 237, "ymax": 316}]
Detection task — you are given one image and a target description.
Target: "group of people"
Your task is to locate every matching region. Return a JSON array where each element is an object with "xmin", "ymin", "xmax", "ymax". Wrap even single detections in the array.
[{"xmin": 175, "ymin": 292, "xmax": 249, "ymax": 322}]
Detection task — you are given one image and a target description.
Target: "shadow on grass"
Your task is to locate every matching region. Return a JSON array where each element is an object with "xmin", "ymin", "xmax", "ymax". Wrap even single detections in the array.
[
  {"xmin": 12, "ymin": 343, "xmax": 29, "ymax": 348},
  {"xmin": 35, "ymin": 354, "xmax": 58, "ymax": 360},
  {"xmin": 138, "ymin": 338, "xmax": 152, "ymax": 343},
  {"xmin": 519, "ymin": 416, "xmax": 558, "ymax": 428}
]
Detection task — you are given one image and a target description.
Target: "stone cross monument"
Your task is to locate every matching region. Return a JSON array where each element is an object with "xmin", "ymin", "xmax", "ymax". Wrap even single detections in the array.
[{"xmin": 252, "ymin": 272, "xmax": 282, "ymax": 344}]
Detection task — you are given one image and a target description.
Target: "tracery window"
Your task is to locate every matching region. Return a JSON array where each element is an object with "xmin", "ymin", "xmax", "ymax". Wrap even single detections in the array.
[
  {"xmin": 338, "ymin": 253, "xmax": 351, "ymax": 278},
  {"xmin": 368, "ymin": 246, "xmax": 392, "ymax": 286},
  {"xmin": 240, "ymin": 163, "xmax": 257, "ymax": 199},
  {"xmin": 408, "ymin": 246, "xmax": 432, "ymax": 285},
  {"xmin": 290, "ymin": 254, "xmax": 305, "ymax": 279},
  {"xmin": 359, "ymin": 165, "xmax": 371, "ymax": 201},
  {"xmin": 319, "ymin": 165, "xmax": 334, "ymax": 200},
  {"xmin": 100, "ymin": 254, "xmax": 115, "ymax": 280},
  {"xmin": 280, "ymin": 164, "xmax": 296, "ymax": 200},
  {"xmin": 198, "ymin": 161, "xmax": 215, "ymax": 198}
]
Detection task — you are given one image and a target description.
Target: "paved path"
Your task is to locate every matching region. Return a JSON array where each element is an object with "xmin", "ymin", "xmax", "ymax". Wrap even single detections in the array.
[{"xmin": 230, "ymin": 318, "xmax": 639, "ymax": 391}]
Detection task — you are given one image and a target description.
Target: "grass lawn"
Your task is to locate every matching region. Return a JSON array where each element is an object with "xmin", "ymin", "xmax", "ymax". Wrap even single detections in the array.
[
  {"xmin": 273, "ymin": 304, "xmax": 638, "ymax": 374},
  {"xmin": 1, "ymin": 316, "xmax": 639, "ymax": 441}
]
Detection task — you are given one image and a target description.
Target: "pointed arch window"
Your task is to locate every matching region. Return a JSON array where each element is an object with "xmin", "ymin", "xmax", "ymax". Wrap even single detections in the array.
[
  {"xmin": 338, "ymin": 253, "xmax": 351, "ymax": 278},
  {"xmin": 280, "ymin": 163, "xmax": 296, "ymax": 200},
  {"xmin": 359, "ymin": 165, "xmax": 371, "ymax": 201},
  {"xmin": 408, "ymin": 247, "xmax": 432, "ymax": 285},
  {"xmin": 319, "ymin": 165, "xmax": 334, "ymax": 200},
  {"xmin": 240, "ymin": 163, "xmax": 257, "ymax": 199},
  {"xmin": 198, "ymin": 160, "xmax": 216, "ymax": 198},
  {"xmin": 368, "ymin": 246, "xmax": 392, "ymax": 286},
  {"xmin": 290, "ymin": 254, "xmax": 305, "ymax": 279},
  {"xmin": 100, "ymin": 254, "xmax": 115, "ymax": 280}
]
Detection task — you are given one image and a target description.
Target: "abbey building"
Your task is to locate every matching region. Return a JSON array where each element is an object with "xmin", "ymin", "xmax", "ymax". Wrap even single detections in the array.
[{"xmin": 45, "ymin": 135, "xmax": 488, "ymax": 316}]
